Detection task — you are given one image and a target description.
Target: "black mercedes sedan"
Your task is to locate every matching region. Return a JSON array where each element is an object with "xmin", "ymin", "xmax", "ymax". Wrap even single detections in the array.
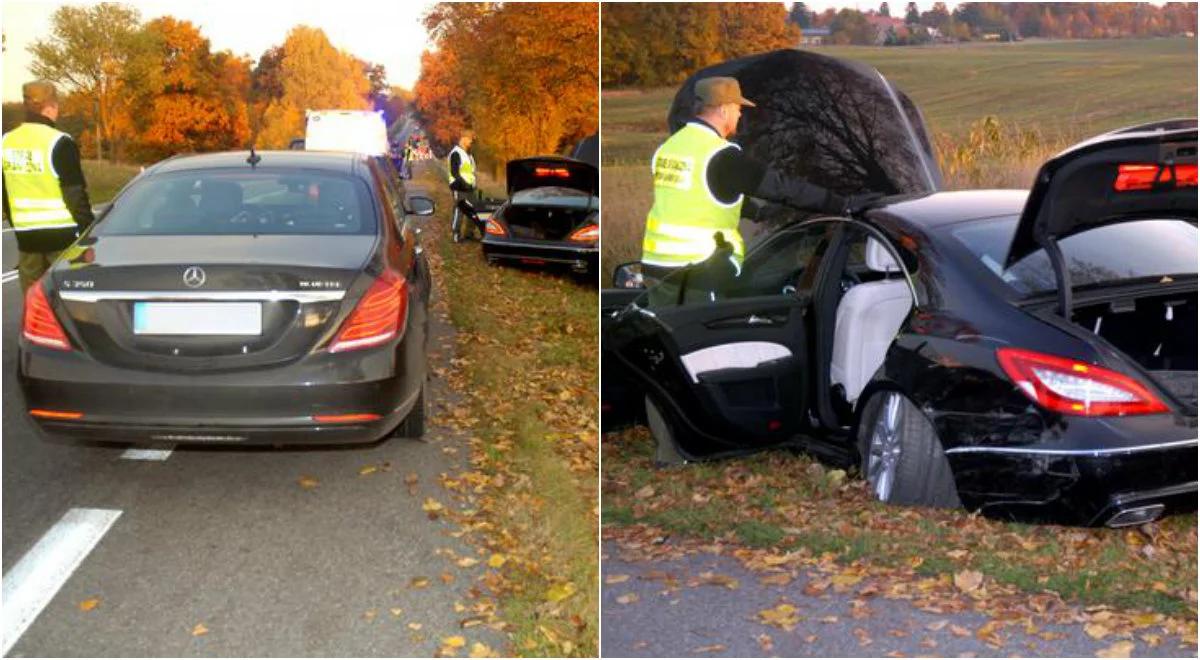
[
  {"xmin": 19, "ymin": 150, "xmax": 435, "ymax": 446},
  {"xmin": 481, "ymin": 156, "xmax": 598, "ymax": 275},
  {"xmin": 601, "ymin": 50, "xmax": 1197, "ymax": 527}
]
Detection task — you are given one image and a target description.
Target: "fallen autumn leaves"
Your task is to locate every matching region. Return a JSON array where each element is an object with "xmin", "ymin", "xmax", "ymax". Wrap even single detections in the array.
[
  {"xmin": 417, "ymin": 166, "xmax": 599, "ymax": 657},
  {"xmin": 603, "ymin": 426, "xmax": 1198, "ymax": 654}
]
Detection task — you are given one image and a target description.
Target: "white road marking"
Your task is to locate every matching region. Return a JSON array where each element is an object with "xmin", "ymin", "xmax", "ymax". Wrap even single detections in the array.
[
  {"xmin": 2, "ymin": 270, "xmax": 17, "ymax": 284},
  {"xmin": 1, "ymin": 508, "xmax": 122, "ymax": 656},
  {"xmin": 120, "ymin": 447, "xmax": 174, "ymax": 461}
]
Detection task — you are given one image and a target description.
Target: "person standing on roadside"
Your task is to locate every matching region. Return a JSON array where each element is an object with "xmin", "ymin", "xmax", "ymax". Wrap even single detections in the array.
[
  {"xmin": 2, "ymin": 81, "xmax": 95, "ymax": 292},
  {"xmin": 641, "ymin": 76, "xmax": 873, "ymax": 283},
  {"xmin": 446, "ymin": 129, "xmax": 478, "ymax": 242}
]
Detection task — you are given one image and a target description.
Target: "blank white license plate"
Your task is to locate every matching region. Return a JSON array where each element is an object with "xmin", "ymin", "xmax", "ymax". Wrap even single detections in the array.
[{"xmin": 133, "ymin": 302, "xmax": 262, "ymax": 336}]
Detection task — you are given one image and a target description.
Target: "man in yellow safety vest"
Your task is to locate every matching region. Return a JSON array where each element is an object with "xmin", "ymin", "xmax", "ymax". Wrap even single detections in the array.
[
  {"xmin": 642, "ymin": 76, "xmax": 866, "ymax": 283},
  {"xmin": 2, "ymin": 80, "xmax": 96, "ymax": 292},
  {"xmin": 447, "ymin": 129, "xmax": 477, "ymax": 242}
]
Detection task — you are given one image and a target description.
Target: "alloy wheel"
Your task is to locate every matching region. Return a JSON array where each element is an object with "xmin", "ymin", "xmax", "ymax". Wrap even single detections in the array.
[{"xmin": 867, "ymin": 392, "xmax": 904, "ymax": 501}]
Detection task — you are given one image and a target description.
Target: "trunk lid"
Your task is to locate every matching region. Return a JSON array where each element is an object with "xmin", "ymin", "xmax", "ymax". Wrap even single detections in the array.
[
  {"xmin": 668, "ymin": 49, "xmax": 942, "ymax": 198},
  {"xmin": 50, "ymin": 235, "xmax": 375, "ymax": 372},
  {"xmin": 506, "ymin": 156, "xmax": 598, "ymax": 197},
  {"xmin": 1006, "ymin": 120, "xmax": 1197, "ymax": 267}
]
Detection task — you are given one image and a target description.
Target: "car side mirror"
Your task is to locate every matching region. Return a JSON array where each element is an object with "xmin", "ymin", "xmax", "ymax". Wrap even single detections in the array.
[
  {"xmin": 405, "ymin": 195, "xmax": 435, "ymax": 217},
  {"xmin": 612, "ymin": 261, "xmax": 645, "ymax": 289}
]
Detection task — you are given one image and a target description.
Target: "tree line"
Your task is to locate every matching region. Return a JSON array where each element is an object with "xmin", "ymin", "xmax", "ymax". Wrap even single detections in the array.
[
  {"xmin": 601, "ymin": 3, "xmax": 798, "ymax": 88},
  {"xmin": 6, "ymin": 3, "xmax": 391, "ymax": 163},
  {"xmin": 413, "ymin": 2, "xmax": 598, "ymax": 172},
  {"xmin": 791, "ymin": 1, "xmax": 1198, "ymax": 46},
  {"xmin": 603, "ymin": 2, "xmax": 1197, "ymax": 87}
]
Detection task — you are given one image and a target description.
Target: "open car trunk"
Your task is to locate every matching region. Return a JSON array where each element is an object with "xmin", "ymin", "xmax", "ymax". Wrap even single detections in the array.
[
  {"xmin": 502, "ymin": 201, "xmax": 594, "ymax": 241},
  {"xmin": 1007, "ymin": 120, "xmax": 1198, "ymax": 414},
  {"xmin": 1071, "ymin": 290, "xmax": 1197, "ymax": 411}
]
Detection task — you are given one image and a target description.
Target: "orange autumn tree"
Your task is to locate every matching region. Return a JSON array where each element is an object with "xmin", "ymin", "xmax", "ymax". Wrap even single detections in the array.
[
  {"xmin": 415, "ymin": 2, "xmax": 598, "ymax": 175},
  {"xmin": 256, "ymin": 26, "xmax": 372, "ymax": 149},
  {"xmin": 129, "ymin": 17, "xmax": 251, "ymax": 160}
]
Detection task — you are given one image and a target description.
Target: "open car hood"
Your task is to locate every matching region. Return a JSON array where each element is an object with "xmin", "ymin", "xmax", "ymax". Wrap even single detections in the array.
[
  {"xmin": 669, "ymin": 49, "xmax": 942, "ymax": 199},
  {"xmin": 1006, "ymin": 120, "xmax": 1198, "ymax": 267},
  {"xmin": 507, "ymin": 156, "xmax": 598, "ymax": 197}
]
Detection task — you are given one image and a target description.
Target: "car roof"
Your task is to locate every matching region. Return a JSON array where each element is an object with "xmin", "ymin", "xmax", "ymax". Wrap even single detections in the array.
[
  {"xmin": 148, "ymin": 150, "xmax": 365, "ymax": 176},
  {"xmin": 869, "ymin": 190, "xmax": 1029, "ymax": 231}
]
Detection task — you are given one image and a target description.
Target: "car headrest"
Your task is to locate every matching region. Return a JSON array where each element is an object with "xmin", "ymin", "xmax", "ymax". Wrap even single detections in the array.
[{"xmin": 865, "ymin": 237, "xmax": 901, "ymax": 273}]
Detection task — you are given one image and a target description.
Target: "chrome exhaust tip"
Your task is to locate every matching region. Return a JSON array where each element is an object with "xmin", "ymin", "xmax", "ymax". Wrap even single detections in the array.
[{"xmin": 1106, "ymin": 503, "xmax": 1165, "ymax": 528}]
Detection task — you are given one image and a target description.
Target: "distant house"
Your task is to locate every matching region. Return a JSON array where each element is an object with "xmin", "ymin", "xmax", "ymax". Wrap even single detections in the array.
[{"xmin": 799, "ymin": 27, "xmax": 831, "ymax": 46}]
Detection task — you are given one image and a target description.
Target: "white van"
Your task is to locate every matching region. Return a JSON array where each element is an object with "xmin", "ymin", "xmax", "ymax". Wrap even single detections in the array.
[{"xmin": 304, "ymin": 110, "xmax": 389, "ymax": 156}]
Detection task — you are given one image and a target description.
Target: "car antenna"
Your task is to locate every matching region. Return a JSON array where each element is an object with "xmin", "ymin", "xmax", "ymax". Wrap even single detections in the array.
[{"xmin": 246, "ymin": 145, "xmax": 261, "ymax": 168}]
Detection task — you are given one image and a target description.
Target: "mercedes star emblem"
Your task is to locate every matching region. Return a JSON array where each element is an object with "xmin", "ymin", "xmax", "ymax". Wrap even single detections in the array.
[{"xmin": 182, "ymin": 266, "xmax": 206, "ymax": 288}]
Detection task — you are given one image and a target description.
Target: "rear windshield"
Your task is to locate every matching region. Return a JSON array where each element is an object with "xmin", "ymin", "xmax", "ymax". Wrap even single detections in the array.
[
  {"xmin": 96, "ymin": 169, "xmax": 377, "ymax": 236},
  {"xmin": 950, "ymin": 216, "xmax": 1197, "ymax": 296},
  {"xmin": 510, "ymin": 187, "xmax": 597, "ymax": 210}
]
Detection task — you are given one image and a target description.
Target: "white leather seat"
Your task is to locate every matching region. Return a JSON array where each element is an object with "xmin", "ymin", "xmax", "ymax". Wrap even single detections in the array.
[{"xmin": 830, "ymin": 238, "xmax": 913, "ymax": 404}]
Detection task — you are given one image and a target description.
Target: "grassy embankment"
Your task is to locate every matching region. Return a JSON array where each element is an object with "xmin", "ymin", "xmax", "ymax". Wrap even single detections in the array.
[
  {"xmin": 602, "ymin": 38, "xmax": 1198, "ymax": 626},
  {"xmin": 417, "ymin": 164, "xmax": 599, "ymax": 657},
  {"xmin": 601, "ymin": 38, "xmax": 1198, "ymax": 278},
  {"xmin": 81, "ymin": 160, "xmax": 142, "ymax": 203}
]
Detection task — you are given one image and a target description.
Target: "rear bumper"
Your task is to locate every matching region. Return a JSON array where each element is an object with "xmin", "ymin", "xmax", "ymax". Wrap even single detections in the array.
[
  {"xmin": 17, "ymin": 341, "xmax": 423, "ymax": 446},
  {"xmin": 948, "ymin": 439, "xmax": 1198, "ymax": 526},
  {"xmin": 481, "ymin": 236, "xmax": 597, "ymax": 272}
]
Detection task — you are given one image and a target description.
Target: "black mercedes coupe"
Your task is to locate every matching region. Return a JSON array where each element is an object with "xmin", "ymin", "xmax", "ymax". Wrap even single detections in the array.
[
  {"xmin": 601, "ymin": 50, "xmax": 1197, "ymax": 527},
  {"xmin": 481, "ymin": 156, "xmax": 599, "ymax": 275},
  {"xmin": 19, "ymin": 150, "xmax": 435, "ymax": 445}
]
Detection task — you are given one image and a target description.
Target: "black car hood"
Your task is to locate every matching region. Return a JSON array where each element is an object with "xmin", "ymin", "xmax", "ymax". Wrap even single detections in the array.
[
  {"xmin": 507, "ymin": 156, "xmax": 598, "ymax": 197},
  {"xmin": 669, "ymin": 49, "xmax": 942, "ymax": 199},
  {"xmin": 1006, "ymin": 120, "xmax": 1198, "ymax": 267}
]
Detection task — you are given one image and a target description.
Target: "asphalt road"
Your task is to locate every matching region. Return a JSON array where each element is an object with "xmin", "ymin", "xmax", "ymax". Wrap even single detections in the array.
[
  {"xmin": 601, "ymin": 541, "xmax": 1192, "ymax": 658},
  {"xmin": 1, "ymin": 256, "xmax": 505, "ymax": 655},
  {"xmin": 3, "ymin": 227, "xmax": 15, "ymax": 284}
]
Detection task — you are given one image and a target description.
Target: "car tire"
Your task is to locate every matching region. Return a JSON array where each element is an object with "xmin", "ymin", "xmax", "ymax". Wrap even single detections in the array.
[
  {"xmin": 857, "ymin": 391, "xmax": 960, "ymax": 508},
  {"xmin": 396, "ymin": 384, "xmax": 426, "ymax": 438},
  {"xmin": 645, "ymin": 395, "xmax": 686, "ymax": 467}
]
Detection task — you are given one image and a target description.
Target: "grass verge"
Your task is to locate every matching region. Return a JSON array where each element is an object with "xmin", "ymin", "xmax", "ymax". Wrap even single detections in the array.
[
  {"xmin": 603, "ymin": 427, "xmax": 1198, "ymax": 620},
  {"xmin": 418, "ymin": 164, "xmax": 598, "ymax": 657}
]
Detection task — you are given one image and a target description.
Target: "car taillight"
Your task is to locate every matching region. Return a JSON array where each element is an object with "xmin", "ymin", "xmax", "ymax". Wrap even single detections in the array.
[
  {"xmin": 329, "ymin": 270, "xmax": 407, "ymax": 353},
  {"xmin": 568, "ymin": 224, "xmax": 599, "ymax": 242},
  {"xmin": 485, "ymin": 218, "xmax": 507, "ymax": 236},
  {"xmin": 312, "ymin": 413, "xmax": 382, "ymax": 423},
  {"xmin": 1114, "ymin": 163, "xmax": 1198, "ymax": 191},
  {"xmin": 22, "ymin": 280, "xmax": 71, "ymax": 350},
  {"xmin": 29, "ymin": 408, "xmax": 84, "ymax": 420},
  {"xmin": 996, "ymin": 347, "xmax": 1168, "ymax": 416}
]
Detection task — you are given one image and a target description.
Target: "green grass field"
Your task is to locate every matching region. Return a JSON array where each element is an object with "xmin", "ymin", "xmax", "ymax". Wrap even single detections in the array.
[{"xmin": 603, "ymin": 38, "xmax": 1198, "ymax": 165}]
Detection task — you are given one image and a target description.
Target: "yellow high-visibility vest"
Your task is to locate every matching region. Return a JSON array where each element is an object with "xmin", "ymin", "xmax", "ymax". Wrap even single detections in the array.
[
  {"xmin": 642, "ymin": 122, "xmax": 745, "ymax": 268},
  {"xmin": 2, "ymin": 123, "xmax": 75, "ymax": 233},
  {"xmin": 446, "ymin": 145, "xmax": 476, "ymax": 187}
]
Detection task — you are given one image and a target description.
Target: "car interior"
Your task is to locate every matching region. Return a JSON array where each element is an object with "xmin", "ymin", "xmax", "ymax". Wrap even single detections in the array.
[
  {"xmin": 829, "ymin": 236, "xmax": 914, "ymax": 410},
  {"xmin": 119, "ymin": 175, "xmax": 370, "ymax": 235}
]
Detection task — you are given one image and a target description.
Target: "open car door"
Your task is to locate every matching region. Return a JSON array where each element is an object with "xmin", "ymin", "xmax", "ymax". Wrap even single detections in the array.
[{"xmin": 607, "ymin": 266, "xmax": 814, "ymax": 458}]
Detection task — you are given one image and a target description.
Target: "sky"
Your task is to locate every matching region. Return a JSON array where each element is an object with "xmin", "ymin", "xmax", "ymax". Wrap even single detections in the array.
[{"xmin": 2, "ymin": 0, "xmax": 439, "ymax": 102}]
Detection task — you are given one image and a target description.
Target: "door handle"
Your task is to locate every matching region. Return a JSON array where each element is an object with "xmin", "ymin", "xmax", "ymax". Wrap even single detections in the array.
[{"xmin": 705, "ymin": 313, "xmax": 786, "ymax": 329}]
